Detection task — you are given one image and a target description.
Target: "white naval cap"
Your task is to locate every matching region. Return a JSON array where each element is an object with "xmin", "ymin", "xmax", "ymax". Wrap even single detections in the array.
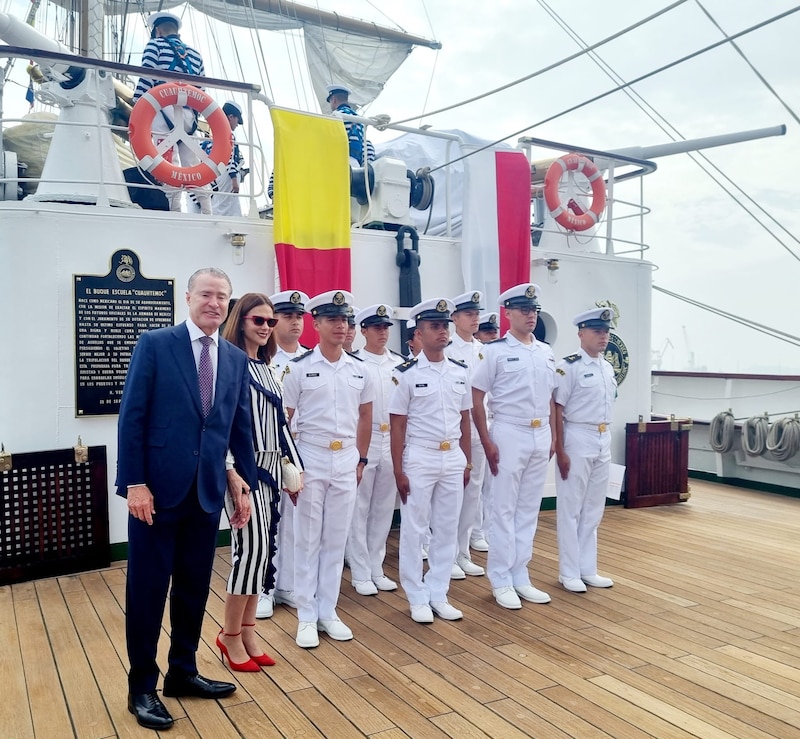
[
  {"xmin": 269, "ymin": 289, "xmax": 309, "ymax": 314},
  {"xmin": 574, "ymin": 307, "xmax": 613, "ymax": 329},
  {"xmin": 346, "ymin": 305, "xmax": 359, "ymax": 326},
  {"xmin": 477, "ymin": 311, "xmax": 499, "ymax": 331},
  {"xmin": 498, "ymin": 283, "xmax": 542, "ymax": 309},
  {"xmin": 409, "ymin": 297, "xmax": 456, "ymax": 322},
  {"xmin": 147, "ymin": 11, "xmax": 181, "ymax": 31},
  {"xmin": 326, "ymin": 84, "xmax": 352, "ymax": 101},
  {"xmin": 306, "ymin": 289, "xmax": 355, "ymax": 318},
  {"xmin": 222, "ymin": 101, "xmax": 243, "ymax": 124},
  {"xmin": 451, "ymin": 290, "xmax": 484, "ymax": 312},
  {"xmin": 356, "ymin": 303, "xmax": 394, "ymax": 327}
]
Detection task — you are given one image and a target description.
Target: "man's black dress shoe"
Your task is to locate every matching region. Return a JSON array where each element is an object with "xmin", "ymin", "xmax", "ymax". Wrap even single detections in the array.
[
  {"xmin": 162, "ymin": 673, "xmax": 237, "ymax": 699},
  {"xmin": 128, "ymin": 691, "xmax": 174, "ymax": 730}
]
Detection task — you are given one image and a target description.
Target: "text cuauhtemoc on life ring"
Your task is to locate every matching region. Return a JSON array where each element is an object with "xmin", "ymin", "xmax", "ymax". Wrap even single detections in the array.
[
  {"xmin": 543, "ymin": 153, "xmax": 607, "ymax": 232},
  {"xmin": 129, "ymin": 82, "xmax": 232, "ymax": 188}
]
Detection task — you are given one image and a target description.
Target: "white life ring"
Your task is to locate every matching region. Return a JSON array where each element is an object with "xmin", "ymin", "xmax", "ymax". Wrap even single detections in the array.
[{"xmin": 543, "ymin": 153, "xmax": 606, "ymax": 232}]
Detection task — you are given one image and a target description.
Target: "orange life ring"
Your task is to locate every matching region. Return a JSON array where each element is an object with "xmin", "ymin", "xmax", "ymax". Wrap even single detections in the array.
[
  {"xmin": 543, "ymin": 153, "xmax": 606, "ymax": 232},
  {"xmin": 129, "ymin": 82, "xmax": 232, "ymax": 189}
]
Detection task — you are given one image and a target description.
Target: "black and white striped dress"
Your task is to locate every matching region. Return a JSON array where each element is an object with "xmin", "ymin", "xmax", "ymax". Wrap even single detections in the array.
[{"xmin": 227, "ymin": 360, "xmax": 303, "ymax": 595}]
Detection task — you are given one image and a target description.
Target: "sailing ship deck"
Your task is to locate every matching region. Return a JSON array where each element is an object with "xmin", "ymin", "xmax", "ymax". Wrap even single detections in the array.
[{"xmin": 4, "ymin": 479, "xmax": 800, "ymax": 738}]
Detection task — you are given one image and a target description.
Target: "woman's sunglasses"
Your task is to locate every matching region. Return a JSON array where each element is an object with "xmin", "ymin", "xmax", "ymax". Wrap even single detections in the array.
[{"xmin": 242, "ymin": 315, "xmax": 278, "ymax": 327}]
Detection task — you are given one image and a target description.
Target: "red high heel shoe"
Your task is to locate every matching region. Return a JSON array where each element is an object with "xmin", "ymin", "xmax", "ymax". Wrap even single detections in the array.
[
  {"xmin": 242, "ymin": 623, "xmax": 276, "ymax": 666},
  {"xmin": 216, "ymin": 630, "xmax": 261, "ymax": 672}
]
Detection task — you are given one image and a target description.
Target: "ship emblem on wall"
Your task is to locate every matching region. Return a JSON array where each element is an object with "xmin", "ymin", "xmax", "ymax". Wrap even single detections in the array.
[{"xmin": 605, "ymin": 333, "xmax": 630, "ymax": 385}]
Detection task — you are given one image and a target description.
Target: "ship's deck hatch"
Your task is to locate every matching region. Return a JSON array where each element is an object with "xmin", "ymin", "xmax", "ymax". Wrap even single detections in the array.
[{"xmin": 0, "ymin": 446, "xmax": 109, "ymax": 585}]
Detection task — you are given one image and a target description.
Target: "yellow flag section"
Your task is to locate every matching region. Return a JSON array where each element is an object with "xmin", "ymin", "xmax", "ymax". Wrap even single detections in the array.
[{"xmin": 271, "ymin": 107, "xmax": 352, "ymax": 302}]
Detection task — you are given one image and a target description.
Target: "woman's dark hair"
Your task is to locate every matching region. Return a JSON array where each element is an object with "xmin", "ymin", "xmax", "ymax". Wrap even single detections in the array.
[{"xmin": 223, "ymin": 292, "xmax": 277, "ymax": 363}]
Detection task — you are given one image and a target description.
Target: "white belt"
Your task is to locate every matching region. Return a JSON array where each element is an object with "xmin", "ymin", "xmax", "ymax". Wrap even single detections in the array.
[
  {"xmin": 297, "ymin": 434, "xmax": 356, "ymax": 450},
  {"xmin": 407, "ymin": 438, "xmax": 458, "ymax": 451},
  {"xmin": 493, "ymin": 414, "xmax": 550, "ymax": 428},
  {"xmin": 566, "ymin": 421, "xmax": 610, "ymax": 433},
  {"xmin": 372, "ymin": 422, "xmax": 391, "ymax": 433}
]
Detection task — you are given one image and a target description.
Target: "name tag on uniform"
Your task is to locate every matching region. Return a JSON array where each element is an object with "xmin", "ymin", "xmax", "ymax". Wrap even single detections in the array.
[
  {"xmin": 415, "ymin": 383, "xmax": 428, "ymax": 388},
  {"xmin": 506, "ymin": 357, "xmax": 520, "ymax": 362},
  {"xmin": 455, "ymin": 380, "xmax": 465, "ymax": 385},
  {"xmin": 353, "ymin": 374, "xmax": 364, "ymax": 379},
  {"xmin": 583, "ymin": 373, "xmax": 594, "ymax": 378},
  {"xmin": 306, "ymin": 372, "xmax": 320, "ymax": 377}
]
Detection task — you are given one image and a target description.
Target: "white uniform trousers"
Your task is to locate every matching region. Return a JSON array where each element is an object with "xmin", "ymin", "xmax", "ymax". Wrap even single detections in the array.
[
  {"xmin": 555, "ymin": 424, "xmax": 612, "ymax": 579},
  {"xmin": 399, "ymin": 444, "xmax": 465, "ymax": 605},
  {"xmin": 346, "ymin": 433, "xmax": 396, "ymax": 582},
  {"xmin": 212, "ymin": 175, "xmax": 241, "ymax": 217},
  {"xmin": 293, "ymin": 443, "xmax": 358, "ymax": 622},
  {"xmin": 270, "ymin": 487, "xmax": 295, "ymax": 595},
  {"xmin": 486, "ymin": 420, "xmax": 551, "ymax": 588},
  {"xmin": 456, "ymin": 433, "xmax": 486, "ymax": 557}
]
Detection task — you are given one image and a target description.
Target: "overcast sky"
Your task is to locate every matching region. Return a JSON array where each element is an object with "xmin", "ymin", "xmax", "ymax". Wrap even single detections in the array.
[{"xmin": 3, "ymin": 0, "xmax": 799, "ymax": 373}]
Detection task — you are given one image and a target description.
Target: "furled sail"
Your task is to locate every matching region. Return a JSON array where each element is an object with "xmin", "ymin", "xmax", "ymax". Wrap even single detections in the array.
[{"xmin": 46, "ymin": 0, "xmax": 439, "ymax": 107}]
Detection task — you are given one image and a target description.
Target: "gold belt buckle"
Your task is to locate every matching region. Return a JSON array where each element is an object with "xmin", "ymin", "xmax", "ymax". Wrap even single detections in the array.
[
  {"xmin": 439, "ymin": 441, "xmax": 451, "ymax": 451},
  {"xmin": 531, "ymin": 418, "xmax": 541, "ymax": 428},
  {"xmin": 598, "ymin": 423, "xmax": 607, "ymax": 433},
  {"xmin": 380, "ymin": 423, "xmax": 389, "ymax": 432},
  {"xmin": 329, "ymin": 440, "xmax": 343, "ymax": 451}
]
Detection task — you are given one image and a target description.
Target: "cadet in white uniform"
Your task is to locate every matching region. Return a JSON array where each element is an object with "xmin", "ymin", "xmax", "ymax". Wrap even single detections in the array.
[
  {"xmin": 390, "ymin": 298, "xmax": 472, "ymax": 624},
  {"xmin": 554, "ymin": 308, "xmax": 617, "ymax": 592},
  {"xmin": 474, "ymin": 311, "xmax": 499, "ymax": 344},
  {"xmin": 471, "ymin": 284, "xmax": 555, "ymax": 610},
  {"xmin": 256, "ymin": 290, "xmax": 310, "ymax": 619},
  {"xmin": 446, "ymin": 291, "xmax": 487, "ymax": 578},
  {"xmin": 346, "ymin": 304, "xmax": 403, "ymax": 595},
  {"xmin": 281, "ymin": 290, "xmax": 374, "ymax": 648}
]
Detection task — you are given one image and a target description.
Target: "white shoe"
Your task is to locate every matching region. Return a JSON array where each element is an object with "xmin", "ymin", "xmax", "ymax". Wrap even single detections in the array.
[
  {"xmin": 559, "ymin": 576, "xmax": 587, "ymax": 593},
  {"xmin": 373, "ymin": 576, "xmax": 398, "ymax": 591},
  {"xmin": 514, "ymin": 584, "xmax": 551, "ymax": 604},
  {"xmin": 255, "ymin": 592, "xmax": 274, "ymax": 619},
  {"xmin": 296, "ymin": 621, "xmax": 319, "ymax": 648},
  {"xmin": 430, "ymin": 601, "xmax": 463, "ymax": 620},
  {"xmin": 582, "ymin": 574, "xmax": 614, "ymax": 588},
  {"xmin": 353, "ymin": 579, "xmax": 378, "ymax": 596},
  {"xmin": 470, "ymin": 536, "xmax": 489, "ymax": 552},
  {"xmin": 450, "ymin": 562, "xmax": 466, "ymax": 580},
  {"xmin": 274, "ymin": 589, "xmax": 297, "ymax": 608},
  {"xmin": 421, "ymin": 546, "xmax": 428, "ymax": 561},
  {"xmin": 493, "ymin": 586, "xmax": 522, "ymax": 610},
  {"xmin": 410, "ymin": 604, "xmax": 434, "ymax": 623},
  {"xmin": 456, "ymin": 554, "xmax": 485, "ymax": 577},
  {"xmin": 317, "ymin": 618, "xmax": 353, "ymax": 641}
]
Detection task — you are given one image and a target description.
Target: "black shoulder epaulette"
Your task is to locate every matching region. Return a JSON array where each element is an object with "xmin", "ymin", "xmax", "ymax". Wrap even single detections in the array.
[
  {"xmin": 564, "ymin": 353, "xmax": 581, "ymax": 363},
  {"xmin": 389, "ymin": 349, "xmax": 406, "ymax": 358},
  {"xmin": 396, "ymin": 357, "xmax": 417, "ymax": 372},
  {"xmin": 346, "ymin": 350, "xmax": 364, "ymax": 361},
  {"xmin": 448, "ymin": 357, "xmax": 467, "ymax": 368},
  {"xmin": 487, "ymin": 337, "xmax": 507, "ymax": 344},
  {"xmin": 291, "ymin": 349, "xmax": 314, "ymax": 363}
]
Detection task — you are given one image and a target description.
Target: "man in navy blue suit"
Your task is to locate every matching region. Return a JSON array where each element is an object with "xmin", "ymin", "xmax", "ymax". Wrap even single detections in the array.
[{"xmin": 117, "ymin": 267, "xmax": 258, "ymax": 730}]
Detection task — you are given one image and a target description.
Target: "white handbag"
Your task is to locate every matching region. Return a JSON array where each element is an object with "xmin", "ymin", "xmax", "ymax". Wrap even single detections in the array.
[{"xmin": 280, "ymin": 456, "xmax": 302, "ymax": 493}]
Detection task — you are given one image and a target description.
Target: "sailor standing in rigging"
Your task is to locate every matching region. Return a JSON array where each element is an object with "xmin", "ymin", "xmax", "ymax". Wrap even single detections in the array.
[
  {"xmin": 446, "ymin": 291, "xmax": 488, "ymax": 579},
  {"xmin": 281, "ymin": 290, "xmax": 374, "ymax": 648},
  {"xmin": 390, "ymin": 298, "xmax": 472, "ymax": 624},
  {"xmin": 471, "ymin": 283, "xmax": 555, "ymax": 611},
  {"xmin": 553, "ymin": 308, "xmax": 617, "ymax": 593},
  {"xmin": 256, "ymin": 290, "xmax": 310, "ymax": 620},
  {"xmin": 133, "ymin": 12, "xmax": 210, "ymax": 214},
  {"xmin": 345, "ymin": 305, "xmax": 403, "ymax": 596}
]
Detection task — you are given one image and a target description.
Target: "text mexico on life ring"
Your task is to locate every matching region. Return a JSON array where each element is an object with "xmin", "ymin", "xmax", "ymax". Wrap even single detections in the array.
[
  {"xmin": 543, "ymin": 153, "xmax": 607, "ymax": 232},
  {"xmin": 129, "ymin": 82, "xmax": 232, "ymax": 188}
]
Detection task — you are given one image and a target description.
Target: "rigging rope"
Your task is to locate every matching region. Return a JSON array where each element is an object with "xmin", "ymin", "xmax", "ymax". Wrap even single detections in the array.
[
  {"xmin": 535, "ymin": 0, "xmax": 800, "ymax": 264},
  {"xmin": 426, "ymin": 5, "xmax": 800, "ymax": 173},
  {"xmin": 765, "ymin": 416, "xmax": 800, "ymax": 461},
  {"xmin": 709, "ymin": 410, "xmax": 736, "ymax": 453},
  {"xmin": 742, "ymin": 415, "xmax": 769, "ymax": 456}
]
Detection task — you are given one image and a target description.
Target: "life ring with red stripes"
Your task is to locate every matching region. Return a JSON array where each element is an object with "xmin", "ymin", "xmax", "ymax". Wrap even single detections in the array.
[
  {"xmin": 129, "ymin": 82, "xmax": 232, "ymax": 188},
  {"xmin": 543, "ymin": 153, "xmax": 606, "ymax": 232}
]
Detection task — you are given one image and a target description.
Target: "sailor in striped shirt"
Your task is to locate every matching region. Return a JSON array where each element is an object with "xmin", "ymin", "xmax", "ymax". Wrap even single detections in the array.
[{"xmin": 133, "ymin": 12, "xmax": 210, "ymax": 213}]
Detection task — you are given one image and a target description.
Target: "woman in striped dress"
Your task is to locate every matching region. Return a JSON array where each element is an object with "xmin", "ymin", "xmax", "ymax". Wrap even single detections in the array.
[{"xmin": 218, "ymin": 293, "xmax": 303, "ymax": 670}]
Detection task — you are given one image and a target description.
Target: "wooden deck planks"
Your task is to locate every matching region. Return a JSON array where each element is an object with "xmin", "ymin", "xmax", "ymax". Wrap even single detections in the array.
[{"xmin": 3, "ymin": 480, "xmax": 800, "ymax": 737}]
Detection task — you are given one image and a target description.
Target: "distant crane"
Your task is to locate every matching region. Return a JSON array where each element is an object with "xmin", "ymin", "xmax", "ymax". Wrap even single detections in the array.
[
  {"xmin": 682, "ymin": 325, "xmax": 707, "ymax": 371},
  {"xmin": 652, "ymin": 338, "xmax": 674, "ymax": 370}
]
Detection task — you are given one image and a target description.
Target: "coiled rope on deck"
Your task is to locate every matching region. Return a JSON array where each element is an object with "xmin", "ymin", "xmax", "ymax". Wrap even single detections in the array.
[
  {"xmin": 709, "ymin": 410, "xmax": 736, "ymax": 453},
  {"xmin": 765, "ymin": 416, "xmax": 800, "ymax": 462},
  {"xmin": 742, "ymin": 415, "xmax": 769, "ymax": 456}
]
